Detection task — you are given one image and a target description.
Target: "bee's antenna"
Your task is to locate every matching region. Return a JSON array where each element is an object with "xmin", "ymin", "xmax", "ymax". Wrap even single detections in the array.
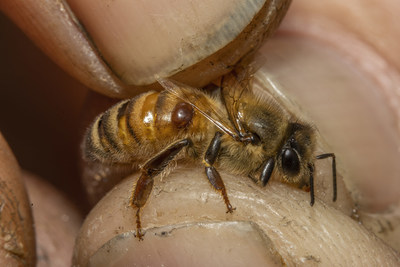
[
  {"xmin": 308, "ymin": 163, "xmax": 315, "ymax": 206},
  {"xmin": 315, "ymin": 153, "xmax": 337, "ymax": 202}
]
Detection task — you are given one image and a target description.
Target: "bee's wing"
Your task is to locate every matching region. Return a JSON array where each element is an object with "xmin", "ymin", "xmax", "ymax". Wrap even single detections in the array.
[
  {"xmin": 220, "ymin": 67, "xmax": 253, "ymax": 137},
  {"xmin": 157, "ymin": 78, "xmax": 241, "ymax": 139}
]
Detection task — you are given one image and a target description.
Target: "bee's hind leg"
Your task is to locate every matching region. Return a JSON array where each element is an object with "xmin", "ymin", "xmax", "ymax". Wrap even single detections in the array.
[
  {"xmin": 130, "ymin": 139, "xmax": 191, "ymax": 240},
  {"xmin": 204, "ymin": 132, "xmax": 235, "ymax": 213}
]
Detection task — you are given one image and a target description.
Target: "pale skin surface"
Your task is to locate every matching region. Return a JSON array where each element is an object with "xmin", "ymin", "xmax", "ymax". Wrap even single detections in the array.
[
  {"xmin": 1, "ymin": 0, "xmax": 400, "ymax": 266},
  {"xmin": 23, "ymin": 172, "xmax": 83, "ymax": 267}
]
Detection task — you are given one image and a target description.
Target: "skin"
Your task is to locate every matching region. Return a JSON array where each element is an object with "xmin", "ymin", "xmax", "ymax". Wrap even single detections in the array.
[
  {"xmin": 0, "ymin": 0, "xmax": 400, "ymax": 265},
  {"xmin": 0, "ymin": 134, "xmax": 35, "ymax": 267},
  {"xmin": 73, "ymin": 169, "xmax": 398, "ymax": 266},
  {"xmin": 23, "ymin": 172, "xmax": 83, "ymax": 267}
]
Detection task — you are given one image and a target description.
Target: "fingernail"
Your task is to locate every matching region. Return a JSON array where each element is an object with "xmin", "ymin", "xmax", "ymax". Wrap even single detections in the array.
[
  {"xmin": 88, "ymin": 221, "xmax": 283, "ymax": 267},
  {"xmin": 66, "ymin": 0, "xmax": 291, "ymax": 87}
]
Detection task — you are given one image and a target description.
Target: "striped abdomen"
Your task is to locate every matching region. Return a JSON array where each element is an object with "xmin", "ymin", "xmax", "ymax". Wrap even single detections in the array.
[{"xmin": 83, "ymin": 90, "xmax": 211, "ymax": 164}]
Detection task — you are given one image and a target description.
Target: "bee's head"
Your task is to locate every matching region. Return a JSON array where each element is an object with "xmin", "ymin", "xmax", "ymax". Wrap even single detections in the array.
[
  {"xmin": 241, "ymin": 103, "xmax": 316, "ymax": 189},
  {"xmin": 257, "ymin": 121, "xmax": 336, "ymax": 206},
  {"xmin": 277, "ymin": 122, "xmax": 315, "ymax": 187},
  {"xmin": 255, "ymin": 121, "xmax": 316, "ymax": 187}
]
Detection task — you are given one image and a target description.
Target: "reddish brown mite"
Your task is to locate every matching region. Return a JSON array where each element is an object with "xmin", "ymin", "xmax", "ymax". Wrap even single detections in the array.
[{"xmin": 82, "ymin": 69, "xmax": 337, "ymax": 240}]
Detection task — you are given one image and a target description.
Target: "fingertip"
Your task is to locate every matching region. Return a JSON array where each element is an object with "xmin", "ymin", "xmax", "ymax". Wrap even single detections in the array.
[{"xmin": 88, "ymin": 222, "xmax": 284, "ymax": 267}]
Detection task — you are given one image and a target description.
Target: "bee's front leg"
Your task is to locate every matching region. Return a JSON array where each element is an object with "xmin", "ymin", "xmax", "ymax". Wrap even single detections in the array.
[
  {"xmin": 130, "ymin": 139, "xmax": 191, "ymax": 240},
  {"xmin": 204, "ymin": 132, "xmax": 235, "ymax": 213}
]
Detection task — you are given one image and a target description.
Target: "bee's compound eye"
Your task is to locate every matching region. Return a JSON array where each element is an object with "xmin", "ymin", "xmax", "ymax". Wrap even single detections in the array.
[
  {"xmin": 172, "ymin": 102, "xmax": 194, "ymax": 128},
  {"xmin": 281, "ymin": 148, "xmax": 300, "ymax": 176}
]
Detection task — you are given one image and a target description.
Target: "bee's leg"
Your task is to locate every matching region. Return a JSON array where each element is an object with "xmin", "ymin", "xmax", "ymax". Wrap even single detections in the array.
[
  {"xmin": 308, "ymin": 163, "xmax": 315, "ymax": 206},
  {"xmin": 130, "ymin": 138, "xmax": 191, "ymax": 240},
  {"xmin": 131, "ymin": 172, "xmax": 153, "ymax": 240},
  {"xmin": 259, "ymin": 158, "xmax": 275, "ymax": 186},
  {"xmin": 204, "ymin": 132, "xmax": 235, "ymax": 213}
]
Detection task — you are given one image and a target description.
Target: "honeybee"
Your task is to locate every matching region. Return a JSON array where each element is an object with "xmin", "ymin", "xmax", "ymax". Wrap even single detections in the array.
[{"xmin": 82, "ymin": 68, "xmax": 337, "ymax": 240}]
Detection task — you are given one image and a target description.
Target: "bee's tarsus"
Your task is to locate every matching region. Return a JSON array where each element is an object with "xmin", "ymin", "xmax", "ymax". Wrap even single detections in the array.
[
  {"xmin": 205, "ymin": 166, "xmax": 235, "ymax": 213},
  {"xmin": 226, "ymin": 204, "xmax": 236, "ymax": 213},
  {"xmin": 135, "ymin": 208, "xmax": 144, "ymax": 241}
]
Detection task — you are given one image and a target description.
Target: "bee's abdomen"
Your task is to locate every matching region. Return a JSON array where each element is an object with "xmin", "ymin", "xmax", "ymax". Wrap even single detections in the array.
[
  {"xmin": 83, "ymin": 89, "xmax": 210, "ymax": 164},
  {"xmin": 84, "ymin": 91, "xmax": 162, "ymax": 163}
]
